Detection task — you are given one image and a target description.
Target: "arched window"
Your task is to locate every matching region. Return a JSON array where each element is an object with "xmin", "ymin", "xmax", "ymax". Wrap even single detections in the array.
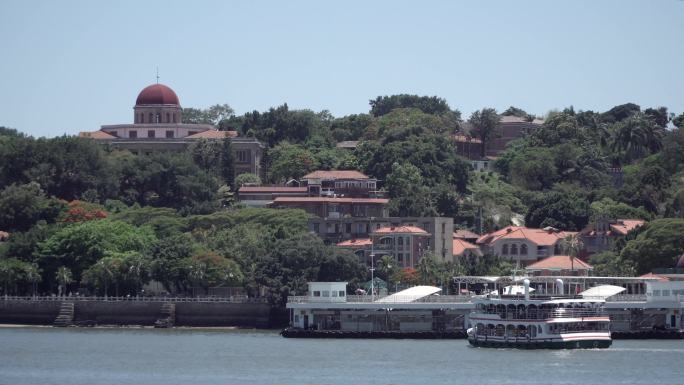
[
  {"xmin": 511, "ymin": 244, "xmax": 518, "ymax": 255},
  {"xmin": 149, "ymin": 113, "xmax": 154, "ymax": 123},
  {"xmin": 156, "ymin": 113, "xmax": 161, "ymax": 123},
  {"xmin": 173, "ymin": 114, "xmax": 177, "ymax": 123},
  {"xmin": 520, "ymin": 244, "xmax": 528, "ymax": 255},
  {"xmin": 166, "ymin": 113, "xmax": 170, "ymax": 123},
  {"xmin": 502, "ymin": 244, "xmax": 509, "ymax": 255}
]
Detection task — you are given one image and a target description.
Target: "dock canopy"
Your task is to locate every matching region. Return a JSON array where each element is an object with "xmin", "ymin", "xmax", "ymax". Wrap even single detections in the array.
[
  {"xmin": 579, "ymin": 285, "xmax": 626, "ymax": 299},
  {"xmin": 374, "ymin": 286, "xmax": 441, "ymax": 303}
]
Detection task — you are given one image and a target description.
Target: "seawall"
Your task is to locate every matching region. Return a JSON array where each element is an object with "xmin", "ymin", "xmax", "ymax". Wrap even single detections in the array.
[{"xmin": 0, "ymin": 299, "xmax": 272, "ymax": 328}]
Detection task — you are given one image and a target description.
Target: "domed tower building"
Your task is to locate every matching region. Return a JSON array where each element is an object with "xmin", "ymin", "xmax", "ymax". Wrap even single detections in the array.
[{"xmin": 80, "ymin": 83, "xmax": 263, "ymax": 177}]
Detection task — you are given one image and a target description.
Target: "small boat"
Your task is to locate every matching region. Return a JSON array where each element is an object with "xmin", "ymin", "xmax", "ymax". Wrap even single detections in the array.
[{"xmin": 466, "ymin": 279, "xmax": 615, "ymax": 349}]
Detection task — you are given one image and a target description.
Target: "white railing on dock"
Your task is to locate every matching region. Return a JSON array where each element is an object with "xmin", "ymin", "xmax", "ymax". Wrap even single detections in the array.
[
  {"xmin": 1, "ymin": 295, "xmax": 267, "ymax": 304},
  {"xmin": 287, "ymin": 294, "xmax": 474, "ymax": 304}
]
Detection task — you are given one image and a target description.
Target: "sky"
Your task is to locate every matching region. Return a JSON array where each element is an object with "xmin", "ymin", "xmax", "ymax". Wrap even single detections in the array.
[{"xmin": 1, "ymin": 0, "xmax": 683, "ymax": 138}]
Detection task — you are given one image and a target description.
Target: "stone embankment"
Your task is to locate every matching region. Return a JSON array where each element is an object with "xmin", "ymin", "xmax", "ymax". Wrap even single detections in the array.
[{"xmin": 0, "ymin": 297, "xmax": 272, "ymax": 328}]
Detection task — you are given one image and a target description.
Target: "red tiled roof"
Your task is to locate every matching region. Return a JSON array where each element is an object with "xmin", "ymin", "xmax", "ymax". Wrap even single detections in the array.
[
  {"xmin": 609, "ymin": 220, "xmax": 645, "ymax": 236},
  {"xmin": 639, "ymin": 272, "xmax": 670, "ymax": 282},
  {"xmin": 302, "ymin": 170, "xmax": 369, "ymax": 180},
  {"xmin": 79, "ymin": 131, "xmax": 116, "ymax": 139},
  {"xmin": 337, "ymin": 238, "xmax": 372, "ymax": 248},
  {"xmin": 373, "ymin": 226, "xmax": 428, "ymax": 235},
  {"xmin": 238, "ymin": 187, "xmax": 307, "ymax": 193},
  {"xmin": 273, "ymin": 197, "xmax": 388, "ymax": 204},
  {"xmin": 136, "ymin": 84, "xmax": 180, "ymax": 106},
  {"xmin": 185, "ymin": 130, "xmax": 238, "ymax": 139},
  {"xmin": 478, "ymin": 226, "xmax": 576, "ymax": 246},
  {"xmin": 453, "ymin": 230, "xmax": 480, "ymax": 239},
  {"xmin": 526, "ymin": 255, "xmax": 593, "ymax": 271},
  {"xmin": 453, "ymin": 239, "xmax": 481, "ymax": 257}
]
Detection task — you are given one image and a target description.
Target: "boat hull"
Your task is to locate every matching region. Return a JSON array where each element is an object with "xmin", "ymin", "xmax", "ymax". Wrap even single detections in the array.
[{"xmin": 468, "ymin": 337, "xmax": 611, "ymax": 349}]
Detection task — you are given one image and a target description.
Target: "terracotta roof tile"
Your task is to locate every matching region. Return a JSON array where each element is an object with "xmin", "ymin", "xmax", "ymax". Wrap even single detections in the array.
[
  {"xmin": 639, "ymin": 272, "xmax": 669, "ymax": 282},
  {"xmin": 453, "ymin": 230, "xmax": 480, "ymax": 239},
  {"xmin": 337, "ymin": 238, "xmax": 372, "ymax": 247},
  {"xmin": 525, "ymin": 255, "xmax": 593, "ymax": 271},
  {"xmin": 609, "ymin": 219, "xmax": 645, "ymax": 236},
  {"xmin": 373, "ymin": 226, "xmax": 428, "ymax": 235},
  {"xmin": 185, "ymin": 130, "xmax": 238, "ymax": 139},
  {"xmin": 453, "ymin": 239, "xmax": 481, "ymax": 257},
  {"xmin": 478, "ymin": 226, "xmax": 575, "ymax": 246},
  {"xmin": 79, "ymin": 131, "xmax": 116, "ymax": 139},
  {"xmin": 302, "ymin": 170, "xmax": 369, "ymax": 180}
]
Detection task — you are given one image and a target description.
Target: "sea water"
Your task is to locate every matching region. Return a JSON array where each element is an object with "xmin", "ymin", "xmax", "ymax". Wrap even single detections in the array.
[{"xmin": 0, "ymin": 327, "xmax": 682, "ymax": 385}]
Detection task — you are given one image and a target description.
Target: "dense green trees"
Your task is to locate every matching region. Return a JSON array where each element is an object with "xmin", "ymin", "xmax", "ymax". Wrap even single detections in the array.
[
  {"xmin": 620, "ymin": 219, "xmax": 684, "ymax": 274},
  {"xmin": 468, "ymin": 108, "xmax": 500, "ymax": 158}
]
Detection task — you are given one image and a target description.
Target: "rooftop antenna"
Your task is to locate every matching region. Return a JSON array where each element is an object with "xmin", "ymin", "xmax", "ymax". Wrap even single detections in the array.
[{"xmin": 156, "ymin": 67, "xmax": 160, "ymax": 84}]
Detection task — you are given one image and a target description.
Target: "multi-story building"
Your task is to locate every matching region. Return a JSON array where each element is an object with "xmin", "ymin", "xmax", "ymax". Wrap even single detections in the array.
[
  {"xmin": 476, "ymin": 226, "xmax": 576, "ymax": 265},
  {"xmin": 580, "ymin": 218, "xmax": 645, "ymax": 256},
  {"xmin": 79, "ymin": 83, "xmax": 264, "ymax": 177},
  {"xmin": 368, "ymin": 226, "xmax": 432, "ymax": 268},
  {"xmin": 300, "ymin": 170, "xmax": 384, "ymax": 198},
  {"xmin": 333, "ymin": 217, "xmax": 454, "ymax": 263}
]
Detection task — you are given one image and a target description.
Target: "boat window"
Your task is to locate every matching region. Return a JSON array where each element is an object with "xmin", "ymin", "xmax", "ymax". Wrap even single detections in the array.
[
  {"xmin": 313, "ymin": 291, "xmax": 321, "ymax": 297},
  {"xmin": 322, "ymin": 291, "xmax": 330, "ymax": 297},
  {"xmin": 339, "ymin": 291, "xmax": 345, "ymax": 297}
]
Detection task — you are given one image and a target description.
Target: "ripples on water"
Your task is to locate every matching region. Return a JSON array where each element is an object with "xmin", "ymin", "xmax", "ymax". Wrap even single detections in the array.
[{"xmin": 0, "ymin": 327, "xmax": 682, "ymax": 385}]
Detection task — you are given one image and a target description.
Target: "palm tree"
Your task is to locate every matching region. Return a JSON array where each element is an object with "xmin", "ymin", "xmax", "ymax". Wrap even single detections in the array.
[
  {"xmin": 468, "ymin": 108, "xmax": 500, "ymax": 158},
  {"xmin": 25, "ymin": 264, "xmax": 41, "ymax": 297},
  {"xmin": 560, "ymin": 234, "xmax": 584, "ymax": 274},
  {"xmin": 377, "ymin": 255, "xmax": 394, "ymax": 282},
  {"xmin": 417, "ymin": 254, "xmax": 437, "ymax": 285},
  {"xmin": 611, "ymin": 113, "xmax": 664, "ymax": 164},
  {"xmin": 55, "ymin": 267, "xmax": 73, "ymax": 297}
]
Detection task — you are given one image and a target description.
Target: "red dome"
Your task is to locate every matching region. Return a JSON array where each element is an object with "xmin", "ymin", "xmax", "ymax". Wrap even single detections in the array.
[{"xmin": 135, "ymin": 84, "xmax": 180, "ymax": 106}]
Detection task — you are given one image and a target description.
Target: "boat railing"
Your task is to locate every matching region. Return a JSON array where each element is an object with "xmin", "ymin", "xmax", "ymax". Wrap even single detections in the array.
[
  {"xmin": 605, "ymin": 294, "xmax": 648, "ymax": 302},
  {"xmin": 481, "ymin": 309, "xmax": 609, "ymax": 320},
  {"xmin": 287, "ymin": 294, "xmax": 475, "ymax": 304}
]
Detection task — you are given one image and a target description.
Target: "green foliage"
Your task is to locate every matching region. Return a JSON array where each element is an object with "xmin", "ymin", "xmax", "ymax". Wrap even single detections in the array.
[
  {"xmin": 365, "ymin": 108, "xmax": 458, "ymax": 140},
  {"xmin": 386, "ymin": 162, "xmax": 435, "ymax": 217},
  {"xmin": 524, "ymin": 188, "xmax": 590, "ymax": 231},
  {"xmin": 235, "ymin": 173, "xmax": 262, "ymax": 187},
  {"xmin": 589, "ymin": 251, "xmax": 636, "ymax": 277},
  {"xmin": 330, "ymin": 114, "xmax": 372, "ymax": 141},
  {"xmin": 589, "ymin": 198, "xmax": 652, "ymax": 221},
  {"xmin": 40, "ymin": 219, "xmax": 156, "ymax": 281},
  {"xmin": 0, "ymin": 183, "xmax": 65, "ymax": 232},
  {"xmin": 468, "ymin": 108, "xmax": 500, "ymax": 158},
  {"xmin": 621, "ymin": 218, "xmax": 684, "ymax": 274},
  {"xmin": 369, "ymin": 94, "xmax": 456, "ymax": 118},
  {"xmin": 267, "ymin": 142, "xmax": 318, "ymax": 182},
  {"xmin": 182, "ymin": 104, "xmax": 235, "ymax": 126},
  {"xmin": 509, "ymin": 147, "xmax": 557, "ymax": 190},
  {"xmin": 0, "ymin": 258, "xmax": 36, "ymax": 295}
]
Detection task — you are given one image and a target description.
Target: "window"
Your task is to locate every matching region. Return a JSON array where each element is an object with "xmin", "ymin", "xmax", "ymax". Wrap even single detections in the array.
[
  {"xmin": 173, "ymin": 114, "xmax": 176, "ymax": 123},
  {"xmin": 398, "ymin": 237, "xmax": 403, "ymax": 246},
  {"xmin": 442, "ymin": 223, "xmax": 446, "ymax": 234},
  {"xmin": 322, "ymin": 291, "xmax": 330, "ymax": 297},
  {"xmin": 109, "ymin": 131, "xmax": 117, "ymax": 137},
  {"xmin": 188, "ymin": 131, "xmax": 198, "ymax": 136},
  {"xmin": 511, "ymin": 244, "xmax": 518, "ymax": 255},
  {"xmin": 313, "ymin": 291, "xmax": 321, "ymax": 297},
  {"xmin": 345, "ymin": 223, "xmax": 352, "ymax": 233},
  {"xmin": 139, "ymin": 113, "xmax": 144, "ymax": 123},
  {"xmin": 148, "ymin": 130, "xmax": 155, "ymax": 138},
  {"xmin": 662, "ymin": 290, "xmax": 670, "ymax": 296},
  {"xmin": 313, "ymin": 223, "xmax": 320, "ymax": 233},
  {"xmin": 166, "ymin": 130, "xmax": 174, "ymax": 138},
  {"xmin": 149, "ymin": 113, "xmax": 154, "ymax": 123},
  {"xmin": 502, "ymin": 244, "xmax": 509, "ymax": 255},
  {"xmin": 332, "ymin": 291, "xmax": 338, "ymax": 297},
  {"xmin": 156, "ymin": 113, "xmax": 161, "ymax": 123},
  {"xmin": 397, "ymin": 253, "xmax": 403, "ymax": 262},
  {"xmin": 520, "ymin": 244, "xmax": 528, "ymax": 255},
  {"xmin": 166, "ymin": 113, "xmax": 170, "ymax": 123},
  {"xmin": 236, "ymin": 150, "xmax": 250, "ymax": 163},
  {"xmin": 129, "ymin": 130, "xmax": 137, "ymax": 138},
  {"xmin": 339, "ymin": 291, "xmax": 345, "ymax": 297}
]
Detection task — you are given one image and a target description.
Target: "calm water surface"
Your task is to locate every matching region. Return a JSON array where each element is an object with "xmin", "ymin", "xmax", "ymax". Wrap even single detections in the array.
[{"xmin": 1, "ymin": 327, "xmax": 682, "ymax": 385}]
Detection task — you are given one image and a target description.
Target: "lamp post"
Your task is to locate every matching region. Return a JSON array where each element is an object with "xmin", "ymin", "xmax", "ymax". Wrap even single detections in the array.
[{"xmin": 370, "ymin": 253, "xmax": 375, "ymax": 301}]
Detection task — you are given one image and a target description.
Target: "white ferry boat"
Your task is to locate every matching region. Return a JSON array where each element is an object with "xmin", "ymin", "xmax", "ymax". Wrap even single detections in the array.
[{"xmin": 466, "ymin": 279, "xmax": 618, "ymax": 349}]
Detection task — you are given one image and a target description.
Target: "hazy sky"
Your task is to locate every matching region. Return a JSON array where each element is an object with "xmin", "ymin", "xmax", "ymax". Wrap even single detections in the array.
[{"xmin": 1, "ymin": 0, "xmax": 682, "ymax": 137}]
